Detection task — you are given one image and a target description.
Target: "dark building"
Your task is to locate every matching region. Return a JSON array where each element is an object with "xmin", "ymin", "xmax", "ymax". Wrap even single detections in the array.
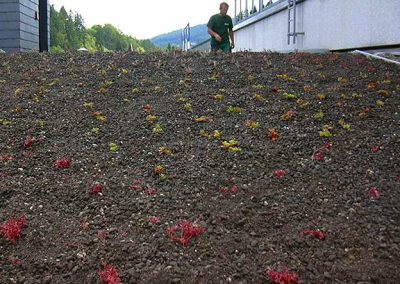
[{"xmin": 0, "ymin": 0, "xmax": 50, "ymax": 52}]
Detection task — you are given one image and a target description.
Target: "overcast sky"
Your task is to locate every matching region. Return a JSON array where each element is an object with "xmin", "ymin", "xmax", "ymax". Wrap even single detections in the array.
[{"xmin": 50, "ymin": 0, "xmax": 235, "ymax": 39}]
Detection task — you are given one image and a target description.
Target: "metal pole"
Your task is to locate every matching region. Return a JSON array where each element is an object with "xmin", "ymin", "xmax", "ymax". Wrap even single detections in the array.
[
  {"xmin": 187, "ymin": 23, "xmax": 190, "ymax": 50},
  {"xmin": 234, "ymin": 0, "xmax": 237, "ymax": 22},
  {"xmin": 181, "ymin": 29, "xmax": 184, "ymax": 51},
  {"xmin": 287, "ymin": 0, "xmax": 290, "ymax": 44},
  {"xmin": 259, "ymin": 0, "xmax": 263, "ymax": 12},
  {"xmin": 293, "ymin": 0, "xmax": 296, "ymax": 44},
  {"xmin": 251, "ymin": 0, "xmax": 254, "ymax": 14},
  {"xmin": 245, "ymin": 0, "xmax": 248, "ymax": 17}
]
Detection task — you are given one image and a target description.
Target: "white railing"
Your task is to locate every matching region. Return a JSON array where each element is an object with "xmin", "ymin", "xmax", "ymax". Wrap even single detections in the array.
[{"xmin": 181, "ymin": 23, "xmax": 190, "ymax": 51}]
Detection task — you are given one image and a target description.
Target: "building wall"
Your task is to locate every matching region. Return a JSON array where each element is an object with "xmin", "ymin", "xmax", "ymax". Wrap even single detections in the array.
[
  {"xmin": 19, "ymin": 0, "xmax": 39, "ymax": 51},
  {"xmin": 233, "ymin": 0, "xmax": 400, "ymax": 52},
  {"xmin": 0, "ymin": 0, "xmax": 41, "ymax": 52},
  {"xmin": 0, "ymin": 1, "xmax": 20, "ymax": 52},
  {"xmin": 190, "ymin": 39, "xmax": 211, "ymax": 52}
]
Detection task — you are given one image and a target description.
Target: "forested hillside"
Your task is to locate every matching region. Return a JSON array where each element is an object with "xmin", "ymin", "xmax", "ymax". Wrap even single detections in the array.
[{"xmin": 50, "ymin": 5, "xmax": 157, "ymax": 52}]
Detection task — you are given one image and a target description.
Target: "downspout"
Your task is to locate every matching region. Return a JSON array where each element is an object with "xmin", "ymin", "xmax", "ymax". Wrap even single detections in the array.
[{"xmin": 353, "ymin": 50, "xmax": 400, "ymax": 65}]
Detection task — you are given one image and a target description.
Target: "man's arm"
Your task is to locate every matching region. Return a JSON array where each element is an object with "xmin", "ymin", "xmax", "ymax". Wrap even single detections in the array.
[
  {"xmin": 208, "ymin": 27, "xmax": 222, "ymax": 42},
  {"xmin": 229, "ymin": 29, "xmax": 235, "ymax": 49}
]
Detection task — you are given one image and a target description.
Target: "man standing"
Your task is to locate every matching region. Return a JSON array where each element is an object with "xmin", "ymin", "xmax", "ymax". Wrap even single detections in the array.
[{"xmin": 207, "ymin": 2, "xmax": 235, "ymax": 53}]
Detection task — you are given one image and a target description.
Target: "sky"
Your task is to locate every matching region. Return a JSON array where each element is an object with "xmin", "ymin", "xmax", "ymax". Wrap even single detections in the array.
[{"xmin": 50, "ymin": 0, "xmax": 235, "ymax": 40}]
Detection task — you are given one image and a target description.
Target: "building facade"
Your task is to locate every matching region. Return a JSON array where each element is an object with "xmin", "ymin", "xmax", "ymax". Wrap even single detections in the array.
[
  {"xmin": 192, "ymin": 0, "xmax": 399, "ymax": 52},
  {"xmin": 0, "ymin": 0, "xmax": 49, "ymax": 52},
  {"xmin": 232, "ymin": 0, "xmax": 400, "ymax": 52}
]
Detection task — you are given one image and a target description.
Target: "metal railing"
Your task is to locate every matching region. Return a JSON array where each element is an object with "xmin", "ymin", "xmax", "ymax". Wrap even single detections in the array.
[{"xmin": 234, "ymin": 0, "xmax": 280, "ymax": 23}]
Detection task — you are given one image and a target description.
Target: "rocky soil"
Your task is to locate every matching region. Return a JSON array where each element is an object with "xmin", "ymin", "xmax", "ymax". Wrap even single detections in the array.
[{"xmin": 0, "ymin": 51, "xmax": 399, "ymax": 283}]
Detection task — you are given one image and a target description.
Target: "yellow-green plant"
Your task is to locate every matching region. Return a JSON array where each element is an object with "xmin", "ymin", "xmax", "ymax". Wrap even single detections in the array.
[
  {"xmin": 83, "ymin": 102, "xmax": 94, "ymax": 108},
  {"xmin": 282, "ymin": 92, "xmax": 298, "ymax": 100},
  {"xmin": 247, "ymin": 75, "xmax": 256, "ymax": 81},
  {"xmin": 376, "ymin": 100, "xmax": 384, "ymax": 107},
  {"xmin": 338, "ymin": 118, "xmax": 351, "ymax": 130},
  {"xmin": 159, "ymin": 146, "xmax": 172, "ymax": 155},
  {"xmin": 314, "ymin": 111, "xmax": 324, "ymax": 120},
  {"xmin": 184, "ymin": 103, "xmax": 193, "ymax": 112},
  {"xmin": 208, "ymin": 73, "xmax": 220, "ymax": 81},
  {"xmin": 153, "ymin": 123, "xmax": 164, "ymax": 134},
  {"xmin": 246, "ymin": 120, "xmax": 259, "ymax": 129},
  {"xmin": 109, "ymin": 142, "xmax": 119, "ymax": 152},
  {"xmin": 146, "ymin": 115, "xmax": 157, "ymax": 122},
  {"xmin": 195, "ymin": 116, "xmax": 211, "ymax": 123},
  {"xmin": 222, "ymin": 140, "xmax": 242, "ymax": 153},
  {"xmin": 253, "ymin": 84, "xmax": 266, "ymax": 90},
  {"xmin": 227, "ymin": 107, "xmax": 243, "ymax": 114},
  {"xmin": 319, "ymin": 125, "xmax": 333, "ymax": 137},
  {"xmin": 351, "ymin": 93, "xmax": 363, "ymax": 100},
  {"xmin": 214, "ymin": 94, "xmax": 224, "ymax": 100}
]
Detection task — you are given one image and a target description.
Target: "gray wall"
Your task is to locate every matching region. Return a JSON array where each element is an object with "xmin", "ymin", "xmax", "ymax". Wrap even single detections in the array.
[
  {"xmin": 19, "ymin": 0, "xmax": 39, "ymax": 51},
  {"xmin": 0, "ymin": 1, "xmax": 20, "ymax": 52},
  {"xmin": 0, "ymin": 0, "xmax": 40, "ymax": 52},
  {"xmin": 233, "ymin": 0, "xmax": 400, "ymax": 52}
]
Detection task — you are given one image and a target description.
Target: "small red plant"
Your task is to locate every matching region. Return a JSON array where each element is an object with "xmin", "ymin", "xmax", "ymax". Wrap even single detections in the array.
[
  {"xmin": 166, "ymin": 219, "xmax": 206, "ymax": 246},
  {"xmin": 0, "ymin": 215, "xmax": 28, "ymax": 245},
  {"xmin": 267, "ymin": 268, "xmax": 299, "ymax": 284},
  {"xmin": 271, "ymin": 86, "xmax": 280, "ymax": 93},
  {"xmin": 323, "ymin": 142, "xmax": 332, "ymax": 150},
  {"xmin": 0, "ymin": 154, "xmax": 13, "ymax": 162},
  {"xmin": 22, "ymin": 151, "xmax": 33, "ymax": 158},
  {"xmin": 274, "ymin": 169, "xmax": 286, "ymax": 179},
  {"xmin": 149, "ymin": 217, "xmax": 160, "ymax": 224},
  {"xmin": 11, "ymin": 258, "xmax": 22, "ymax": 266},
  {"xmin": 89, "ymin": 184, "xmax": 103, "ymax": 195},
  {"xmin": 129, "ymin": 179, "xmax": 144, "ymax": 191},
  {"xmin": 372, "ymin": 146, "xmax": 381, "ymax": 153},
  {"xmin": 99, "ymin": 263, "xmax": 121, "ymax": 284},
  {"xmin": 219, "ymin": 185, "xmax": 239, "ymax": 195},
  {"xmin": 55, "ymin": 157, "xmax": 71, "ymax": 170},
  {"xmin": 395, "ymin": 176, "xmax": 400, "ymax": 183},
  {"xmin": 23, "ymin": 135, "xmax": 35, "ymax": 149},
  {"xmin": 98, "ymin": 230, "xmax": 107, "ymax": 241},
  {"xmin": 303, "ymin": 229, "xmax": 326, "ymax": 240},
  {"xmin": 219, "ymin": 187, "xmax": 229, "ymax": 194},
  {"xmin": 268, "ymin": 128, "xmax": 279, "ymax": 141},
  {"xmin": 369, "ymin": 187, "xmax": 380, "ymax": 198},
  {"xmin": 143, "ymin": 104, "xmax": 152, "ymax": 113},
  {"xmin": 147, "ymin": 187, "xmax": 157, "ymax": 195},
  {"xmin": 231, "ymin": 185, "xmax": 239, "ymax": 193},
  {"xmin": 313, "ymin": 151, "xmax": 324, "ymax": 161},
  {"xmin": 80, "ymin": 220, "xmax": 90, "ymax": 230}
]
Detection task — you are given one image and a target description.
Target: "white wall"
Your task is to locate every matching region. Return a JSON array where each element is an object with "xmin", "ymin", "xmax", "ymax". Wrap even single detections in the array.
[{"xmin": 233, "ymin": 0, "xmax": 400, "ymax": 52}]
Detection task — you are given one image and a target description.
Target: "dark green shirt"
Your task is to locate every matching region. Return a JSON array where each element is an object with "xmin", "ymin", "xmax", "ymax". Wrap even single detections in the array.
[{"xmin": 207, "ymin": 14, "xmax": 233, "ymax": 46}]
